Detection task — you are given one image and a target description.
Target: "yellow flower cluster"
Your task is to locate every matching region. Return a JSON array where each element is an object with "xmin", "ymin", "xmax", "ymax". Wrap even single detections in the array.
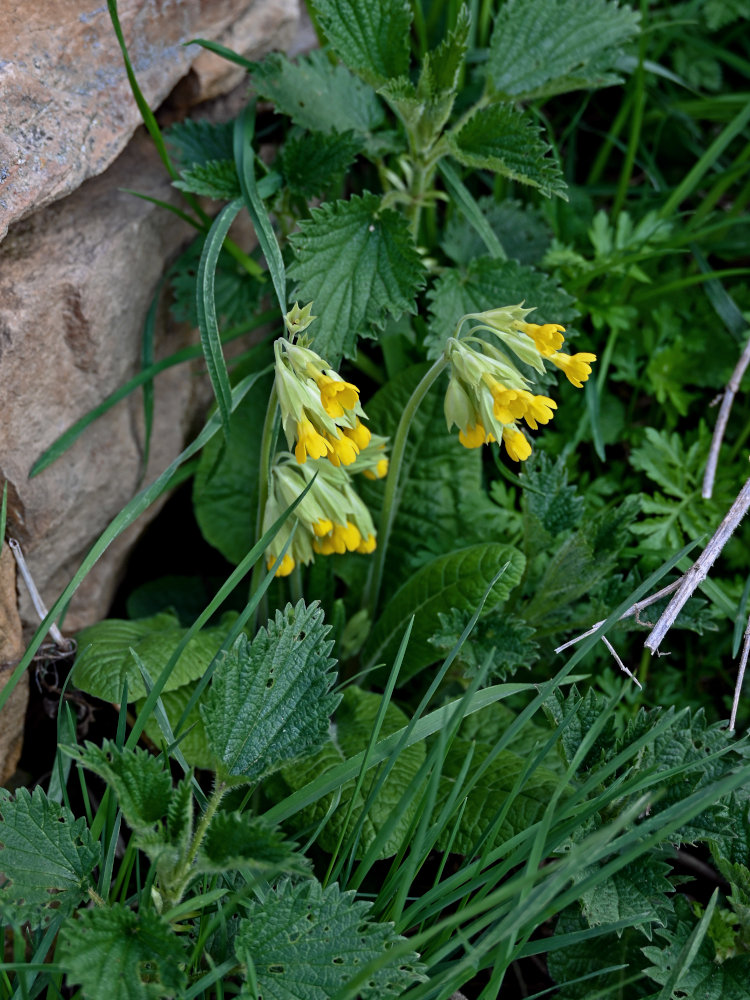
[
  {"xmin": 266, "ymin": 303, "xmax": 387, "ymax": 576},
  {"xmin": 444, "ymin": 304, "xmax": 596, "ymax": 463}
]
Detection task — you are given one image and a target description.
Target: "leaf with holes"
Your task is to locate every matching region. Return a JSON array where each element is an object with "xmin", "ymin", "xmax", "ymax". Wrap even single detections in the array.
[
  {"xmin": 0, "ymin": 787, "xmax": 98, "ymax": 929},
  {"xmin": 288, "ymin": 192, "xmax": 426, "ymax": 362},
  {"xmin": 235, "ymin": 878, "xmax": 425, "ymax": 999},
  {"xmin": 200, "ymin": 602, "xmax": 340, "ymax": 783}
]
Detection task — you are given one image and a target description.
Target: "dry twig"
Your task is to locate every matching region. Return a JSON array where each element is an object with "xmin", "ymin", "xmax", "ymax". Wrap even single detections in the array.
[{"xmin": 703, "ymin": 330, "xmax": 750, "ymax": 499}]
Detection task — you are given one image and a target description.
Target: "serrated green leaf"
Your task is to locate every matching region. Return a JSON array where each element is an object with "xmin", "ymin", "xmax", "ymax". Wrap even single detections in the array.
[
  {"xmin": 310, "ymin": 0, "xmax": 412, "ymax": 86},
  {"xmin": 485, "ymin": 0, "xmax": 641, "ymax": 101},
  {"xmin": 420, "ymin": 5, "xmax": 470, "ymax": 96},
  {"xmin": 235, "ymin": 878, "xmax": 425, "ymax": 1000},
  {"xmin": 363, "ymin": 543, "xmax": 525, "ymax": 680},
  {"xmin": 200, "ymin": 602, "xmax": 340, "ymax": 782},
  {"xmin": 543, "ymin": 686, "xmax": 617, "ymax": 773},
  {"xmin": 0, "ymin": 787, "xmax": 98, "ymax": 929},
  {"xmin": 196, "ymin": 811, "xmax": 303, "ymax": 876},
  {"xmin": 250, "ymin": 50, "xmax": 389, "ymax": 154},
  {"xmin": 288, "ymin": 193, "xmax": 426, "ymax": 362},
  {"xmin": 169, "ymin": 236, "xmax": 262, "ymax": 328},
  {"xmin": 282, "ymin": 129, "xmax": 362, "ymax": 197},
  {"xmin": 578, "ymin": 854, "xmax": 675, "ymax": 940},
  {"xmin": 428, "ymin": 608, "xmax": 539, "ymax": 681},
  {"xmin": 174, "ymin": 159, "xmax": 241, "ymax": 200},
  {"xmin": 58, "ymin": 904, "xmax": 187, "ymax": 1000},
  {"xmin": 436, "ymin": 741, "xmax": 562, "ymax": 854},
  {"xmin": 448, "ymin": 102, "xmax": 567, "ymax": 199},
  {"xmin": 193, "ymin": 370, "xmax": 273, "ymax": 565},
  {"xmin": 548, "ymin": 910, "xmax": 651, "ymax": 999},
  {"xmin": 425, "ymin": 256, "xmax": 578, "ymax": 359},
  {"xmin": 136, "ymin": 682, "xmax": 213, "ymax": 769},
  {"xmin": 65, "ymin": 740, "xmax": 171, "ymax": 834},
  {"xmin": 441, "ymin": 196, "xmax": 552, "ymax": 267},
  {"xmin": 266, "ymin": 687, "xmax": 426, "ymax": 859},
  {"xmin": 165, "ymin": 118, "xmax": 235, "ymax": 168},
  {"xmin": 522, "ymin": 451, "xmax": 585, "ymax": 548},
  {"xmin": 73, "ymin": 611, "xmax": 232, "ymax": 702}
]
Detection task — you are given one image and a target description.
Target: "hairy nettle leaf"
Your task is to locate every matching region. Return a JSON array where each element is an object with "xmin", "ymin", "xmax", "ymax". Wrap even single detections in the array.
[
  {"xmin": 0, "ymin": 787, "xmax": 98, "ymax": 928},
  {"xmin": 288, "ymin": 192, "xmax": 426, "ymax": 361},
  {"xmin": 58, "ymin": 903, "xmax": 187, "ymax": 1000},
  {"xmin": 197, "ymin": 811, "xmax": 304, "ymax": 877},
  {"xmin": 200, "ymin": 601, "xmax": 340, "ymax": 782},
  {"xmin": 310, "ymin": 0, "xmax": 412, "ymax": 86},
  {"xmin": 235, "ymin": 878, "xmax": 425, "ymax": 999},
  {"xmin": 282, "ymin": 129, "xmax": 362, "ymax": 198}
]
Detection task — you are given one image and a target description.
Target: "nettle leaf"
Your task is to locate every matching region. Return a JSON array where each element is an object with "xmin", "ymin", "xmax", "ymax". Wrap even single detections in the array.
[
  {"xmin": 436, "ymin": 741, "xmax": 562, "ymax": 854},
  {"xmin": 282, "ymin": 129, "xmax": 361, "ymax": 198},
  {"xmin": 193, "ymin": 370, "xmax": 273, "ymax": 565},
  {"xmin": 66, "ymin": 740, "xmax": 171, "ymax": 834},
  {"xmin": 169, "ymin": 237, "xmax": 261, "ymax": 328},
  {"xmin": 0, "ymin": 787, "xmax": 98, "ymax": 929},
  {"xmin": 578, "ymin": 852, "xmax": 675, "ymax": 940},
  {"xmin": 485, "ymin": 0, "xmax": 641, "ymax": 101},
  {"xmin": 643, "ymin": 895, "xmax": 750, "ymax": 1000},
  {"xmin": 448, "ymin": 103, "xmax": 567, "ymax": 199},
  {"xmin": 58, "ymin": 904, "xmax": 187, "ymax": 1000},
  {"xmin": 288, "ymin": 192, "xmax": 426, "ymax": 362},
  {"xmin": 136, "ymin": 682, "xmax": 212, "ymax": 769},
  {"xmin": 174, "ymin": 159, "xmax": 241, "ymax": 200},
  {"xmin": 548, "ymin": 910, "xmax": 651, "ymax": 999},
  {"xmin": 166, "ymin": 118, "xmax": 235, "ymax": 168},
  {"xmin": 521, "ymin": 451, "xmax": 585, "ymax": 548},
  {"xmin": 543, "ymin": 686, "xmax": 617, "ymax": 774},
  {"xmin": 200, "ymin": 602, "xmax": 340, "ymax": 783},
  {"xmin": 358, "ymin": 363, "xmax": 517, "ymax": 591},
  {"xmin": 363, "ymin": 543, "xmax": 525, "ymax": 681},
  {"xmin": 73, "ymin": 611, "xmax": 232, "ymax": 702},
  {"xmin": 441, "ymin": 197, "xmax": 553, "ymax": 267},
  {"xmin": 428, "ymin": 608, "xmax": 539, "ymax": 681},
  {"xmin": 310, "ymin": 0, "xmax": 412, "ymax": 86},
  {"xmin": 197, "ymin": 811, "xmax": 304, "ymax": 877},
  {"xmin": 267, "ymin": 686, "xmax": 426, "ymax": 859},
  {"xmin": 425, "ymin": 256, "xmax": 578, "ymax": 359},
  {"xmin": 251, "ymin": 50, "xmax": 390, "ymax": 154},
  {"xmin": 235, "ymin": 878, "xmax": 425, "ymax": 999}
]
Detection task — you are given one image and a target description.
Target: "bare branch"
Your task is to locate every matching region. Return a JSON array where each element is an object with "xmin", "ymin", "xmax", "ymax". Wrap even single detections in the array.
[
  {"xmin": 730, "ymin": 614, "xmax": 750, "ymax": 731},
  {"xmin": 602, "ymin": 635, "xmax": 643, "ymax": 689},
  {"xmin": 8, "ymin": 538, "xmax": 72, "ymax": 651},
  {"xmin": 703, "ymin": 329, "xmax": 750, "ymax": 499},
  {"xmin": 645, "ymin": 473, "xmax": 750, "ymax": 654}
]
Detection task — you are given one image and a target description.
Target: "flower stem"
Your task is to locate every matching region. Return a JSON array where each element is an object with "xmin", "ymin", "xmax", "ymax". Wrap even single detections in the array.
[
  {"xmin": 165, "ymin": 778, "xmax": 228, "ymax": 910},
  {"xmin": 363, "ymin": 357, "xmax": 449, "ymax": 621},
  {"xmin": 250, "ymin": 383, "xmax": 279, "ymax": 628}
]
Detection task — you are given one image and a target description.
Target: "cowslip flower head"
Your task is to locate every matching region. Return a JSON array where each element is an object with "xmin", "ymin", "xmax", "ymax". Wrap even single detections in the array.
[
  {"xmin": 351, "ymin": 432, "xmax": 390, "ymax": 480},
  {"xmin": 442, "ymin": 303, "xmax": 596, "ymax": 461},
  {"xmin": 263, "ymin": 456, "xmax": 377, "ymax": 575},
  {"xmin": 275, "ymin": 305, "xmax": 370, "ymax": 468}
]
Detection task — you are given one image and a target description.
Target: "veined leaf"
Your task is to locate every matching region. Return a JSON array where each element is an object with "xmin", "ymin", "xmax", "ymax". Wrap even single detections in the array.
[
  {"xmin": 426, "ymin": 256, "xmax": 578, "ymax": 359},
  {"xmin": 267, "ymin": 687, "xmax": 426, "ymax": 859},
  {"xmin": 174, "ymin": 159, "xmax": 241, "ymax": 200},
  {"xmin": 363, "ymin": 543, "xmax": 525, "ymax": 680},
  {"xmin": 200, "ymin": 602, "xmax": 340, "ymax": 783},
  {"xmin": 282, "ymin": 130, "xmax": 362, "ymax": 198},
  {"xmin": 288, "ymin": 192, "xmax": 426, "ymax": 361},
  {"xmin": 72, "ymin": 611, "xmax": 233, "ymax": 702},
  {"xmin": 441, "ymin": 196, "xmax": 552, "ymax": 267},
  {"xmin": 448, "ymin": 102, "xmax": 567, "ymax": 199},
  {"xmin": 485, "ymin": 0, "xmax": 641, "ymax": 101},
  {"xmin": 58, "ymin": 904, "xmax": 187, "ymax": 1000},
  {"xmin": 136, "ymin": 682, "xmax": 212, "ymax": 768},
  {"xmin": 0, "ymin": 787, "xmax": 98, "ymax": 929},
  {"xmin": 579, "ymin": 853, "xmax": 675, "ymax": 940},
  {"xmin": 310, "ymin": 0, "xmax": 412, "ymax": 86},
  {"xmin": 234, "ymin": 878, "xmax": 425, "ymax": 999},
  {"xmin": 166, "ymin": 118, "xmax": 234, "ymax": 168},
  {"xmin": 197, "ymin": 811, "xmax": 304, "ymax": 877}
]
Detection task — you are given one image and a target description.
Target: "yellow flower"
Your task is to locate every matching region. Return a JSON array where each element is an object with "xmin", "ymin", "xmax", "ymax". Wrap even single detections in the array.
[
  {"xmin": 317, "ymin": 374, "xmax": 360, "ymax": 418},
  {"xmin": 515, "ymin": 322, "xmax": 566, "ymax": 357},
  {"xmin": 295, "ymin": 417, "xmax": 333, "ymax": 464},
  {"xmin": 550, "ymin": 351, "xmax": 597, "ymax": 388},
  {"xmin": 502, "ymin": 427, "xmax": 532, "ymax": 462}
]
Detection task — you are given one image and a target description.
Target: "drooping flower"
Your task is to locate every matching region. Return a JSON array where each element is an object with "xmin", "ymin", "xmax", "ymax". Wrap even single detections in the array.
[
  {"xmin": 549, "ymin": 351, "xmax": 597, "ymax": 388},
  {"xmin": 263, "ymin": 456, "xmax": 378, "ymax": 575}
]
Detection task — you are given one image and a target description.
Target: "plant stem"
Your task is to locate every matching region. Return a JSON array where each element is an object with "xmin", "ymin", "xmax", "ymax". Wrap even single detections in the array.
[
  {"xmin": 166, "ymin": 779, "xmax": 228, "ymax": 910},
  {"xmin": 250, "ymin": 383, "xmax": 279, "ymax": 627},
  {"xmin": 363, "ymin": 357, "xmax": 449, "ymax": 621}
]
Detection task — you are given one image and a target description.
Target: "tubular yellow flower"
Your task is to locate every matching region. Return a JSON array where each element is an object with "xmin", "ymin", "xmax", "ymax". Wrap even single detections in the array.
[
  {"xmin": 317, "ymin": 374, "xmax": 360, "ymax": 417},
  {"xmin": 343, "ymin": 418, "xmax": 371, "ymax": 450},
  {"xmin": 459, "ymin": 422, "xmax": 490, "ymax": 449},
  {"xmin": 502, "ymin": 427, "xmax": 532, "ymax": 462},
  {"xmin": 515, "ymin": 322, "xmax": 566, "ymax": 357},
  {"xmin": 266, "ymin": 551, "xmax": 295, "ymax": 577},
  {"xmin": 515, "ymin": 390, "xmax": 557, "ymax": 430},
  {"xmin": 550, "ymin": 351, "xmax": 597, "ymax": 388},
  {"xmin": 295, "ymin": 417, "xmax": 333, "ymax": 464},
  {"xmin": 326, "ymin": 431, "xmax": 360, "ymax": 466}
]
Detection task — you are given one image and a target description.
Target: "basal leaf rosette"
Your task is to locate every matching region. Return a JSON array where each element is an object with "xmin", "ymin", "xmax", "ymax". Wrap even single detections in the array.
[
  {"xmin": 264, "ymin": 456, "xmax": 378, "ymax": 576},
  {"xmin": 443, "ymin": 303, "xmax": 596, "ymax": 462}
]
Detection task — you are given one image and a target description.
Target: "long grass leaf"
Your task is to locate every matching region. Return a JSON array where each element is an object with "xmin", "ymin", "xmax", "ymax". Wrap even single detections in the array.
[{"xmin": 437, "ymin": 160, "xmax": 507, "ymax": 259}]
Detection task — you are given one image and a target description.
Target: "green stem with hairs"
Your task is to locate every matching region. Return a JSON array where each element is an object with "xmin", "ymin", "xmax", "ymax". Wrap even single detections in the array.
[
  {"xmin": 363, "ymin": 357, "xmax": 449, "ymax": 621},
  {"xmin": 164, "ymin": 779, "xmax": 228, "ymax": 911}
]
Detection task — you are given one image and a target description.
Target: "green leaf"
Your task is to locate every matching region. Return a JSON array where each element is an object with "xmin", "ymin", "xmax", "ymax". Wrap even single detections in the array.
[
  {"xmin": 436, "ymin": 741, "xmax": 562, "ymax": 854},
  {"xmin": 0, "ymin": 787, "xmax": 98, "ymax": 929},
  {"xmin": 288, "ymin": 192, "xmax": 426, "ymax": 361},
  {"xmin": 310, "ymin": 0, "xmax": 412, "ymax": 86},
  {"xmin": 425, "ymin": 256, "xmax": 578, "ymax": 359},
  {"xmin": 282, "ymin": 129, "xmax": 362, "ymax": 198},
  {"xmin": 441, "ymin": 196, "xmax": 552, "ymax": 267},
  {"xmin": 485, "ymin": 0, "xmax": 641, "ymax": 101},
  {"xmin": 448, "ymin": 103, "xmax": 567, "ymax": 199},
  {"xmin": 58, "ymin": 904, "xmax": 187, "ymax": 1000},
  {"xmin": 200, "ymin": 602, "xmax": 340, "ymax": 782},
  {"xmin": 548, "ymin": 910, "xmax": 651, "ymax": 999},
  {"xmin": 363, "ymin": 543, "xmax": 525, "ymax": 680},
  {"xmin": 136, "ymin": 682, "xmax": 212, "ymax": 768},
  {"xmin": 65, "ymin": 740, "xmax": 171, "ymax": 834},
  {"xmin": 428, "ymin": 609, "xmax": 539, "ymax": 681},
  {"xmin": 266, "ymin": 687, "xmax": 426, "ymax": 859},
  {"xmin": 166, "ymin": 118, "xmax": 234, "ymax": 168},
  {"xmin": 578, "ymin": 853, "xmax": 675, "ymax": 941},
  {"xmin": 235, "ymin": 878, "xmax": 425, "ymax": 999},
  {"xmin": 169, "ymin": 237, "xmax": 261, "ymax": 328},
  {"xmin": 197, "ymin": 811, "xmax": 304, "ymax": 877},
  {"xmin": 521, "ymin": 451, "xmax": 585, "ymax": 549},
  {"xmin": 193, "ymin": 370, "xmax": 273, "ymax": 565},
  {"xmin": 174, "ymin": 159, "xmax": 241, "ymax": 200},
  {"xmin": 251, "ymin": 50, "xmax": 389, "ymax": 154},
  {"xmin": 73, "ymin": 611, "xmax": 231, "ymax": 702}
]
